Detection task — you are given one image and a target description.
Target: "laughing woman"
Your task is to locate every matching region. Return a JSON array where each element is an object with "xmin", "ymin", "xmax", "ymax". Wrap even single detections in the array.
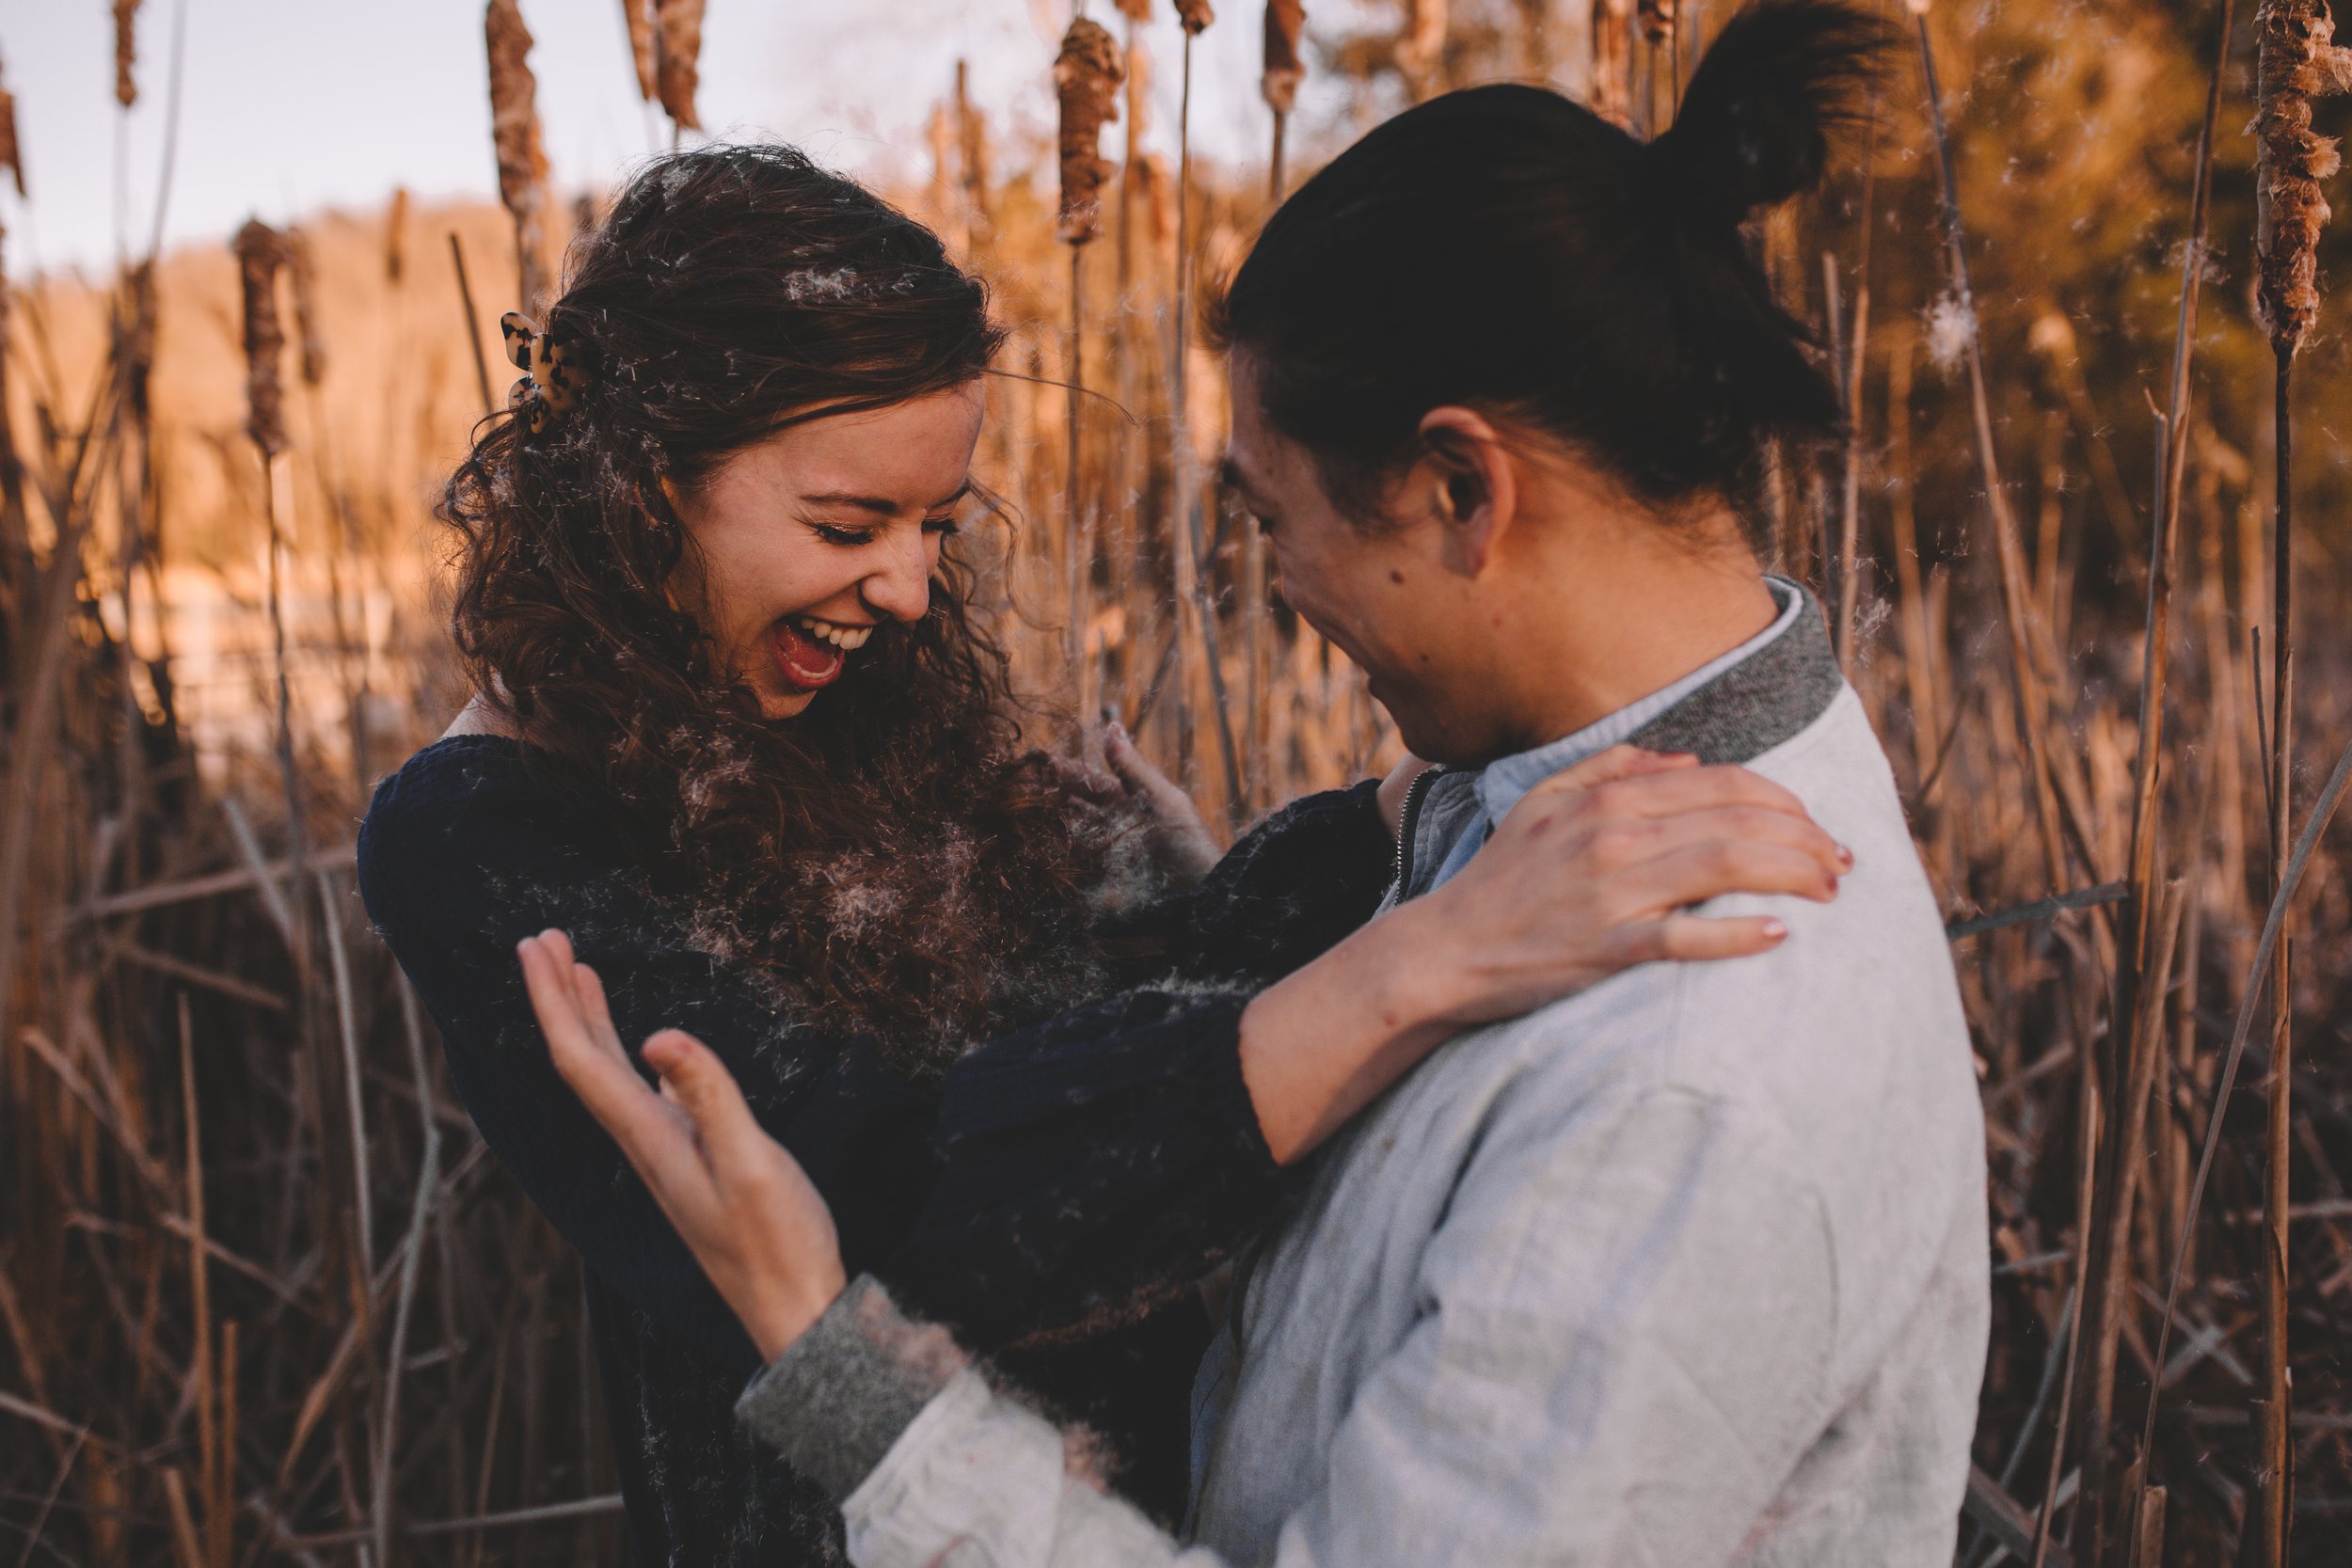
[{"xmin": 357, "ymin": 145, "xmax": 1850, "ymax": 1566}]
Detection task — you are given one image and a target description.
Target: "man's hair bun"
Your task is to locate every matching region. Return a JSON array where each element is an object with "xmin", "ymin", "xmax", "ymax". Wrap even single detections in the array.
[{"xmin": 1647, "ymin": 0, "xmax": 1888, "ymax": 228}]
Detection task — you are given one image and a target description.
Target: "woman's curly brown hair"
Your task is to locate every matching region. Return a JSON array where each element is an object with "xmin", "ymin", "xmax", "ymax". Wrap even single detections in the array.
[{"xmin": 442, "ymin": 144, "xmax": 1136, "ymax": 1079}]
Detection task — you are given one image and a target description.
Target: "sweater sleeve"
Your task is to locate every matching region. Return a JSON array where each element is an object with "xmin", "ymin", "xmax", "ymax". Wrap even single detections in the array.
[
  {"xmin": 1167, "ymin": 780, "xmax": 1392, "ymax": 986},
  {"xmin": 882, "ymin": 782, "xmax": 1393, "ymax": 1340},
  {"xmin": 358, "ymin": 740, "xmax": 943, "ymax": 1379}
]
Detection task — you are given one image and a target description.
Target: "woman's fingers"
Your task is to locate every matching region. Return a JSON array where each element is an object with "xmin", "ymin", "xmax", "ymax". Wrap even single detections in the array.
[
  {"xmin": 1048, "ymin": 752, "xmax": 1125, "ymax": 803},
  {"xmin": 1525, "ymin": 758, "xmax": 1812, "ymax": 826},
  {"xmin": 1626, "ymin": 837, "xmax": 1845, "ymax": 917},
  {"xmin": 1544, "ymin": 743, "xmax": 1698, "ymax": 794},
  {"xmin": 567, "ymin": 957, "xmax": 631, "ymax": 1064},
  {"xmin": 520, "ymin": 934, "xmax": 605, "ymax": 1077},
  {"xmin": 1611, "ymin": 912, "xmax": 1792, "ymax": 967},
  {"xmin": 642, "ymin": 1030, "xmax": 771, "ymax": 1183},
  {"xmin": 1104, "ymin": 723, "xmax": 1186, "ymax": 810},
  {"xmin": 1589, "ymin": 803, "xmax": 1851, "ymax": 885}
]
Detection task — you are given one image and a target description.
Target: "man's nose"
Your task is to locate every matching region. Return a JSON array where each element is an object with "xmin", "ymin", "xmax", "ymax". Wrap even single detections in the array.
[{"xmin": 859, "ymin": 529, "xmax": 934, "ymax": 625}]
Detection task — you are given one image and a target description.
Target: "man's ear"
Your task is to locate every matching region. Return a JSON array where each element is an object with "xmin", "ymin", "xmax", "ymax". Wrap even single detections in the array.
[{"xmin": 1416, "ymin": 406, "xmax": 1517, "ymax": 578}]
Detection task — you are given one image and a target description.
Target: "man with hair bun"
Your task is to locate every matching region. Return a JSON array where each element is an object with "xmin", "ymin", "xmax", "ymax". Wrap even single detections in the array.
[{"xmin": 530, "ymin": 4, "xmax": 1989, "ymax": 1562}]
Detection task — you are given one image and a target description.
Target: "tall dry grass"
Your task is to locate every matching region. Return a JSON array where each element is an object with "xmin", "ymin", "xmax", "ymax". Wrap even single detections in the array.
[{"xmin": 2, "ymin": 3, "xmax": 2350, "ymax": 1565}]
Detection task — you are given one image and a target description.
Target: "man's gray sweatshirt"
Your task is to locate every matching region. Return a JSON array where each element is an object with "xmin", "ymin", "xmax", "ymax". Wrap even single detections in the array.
[{"xmin": 739, "ymin": 582, "xmax": 1991, "ymax": 1568}]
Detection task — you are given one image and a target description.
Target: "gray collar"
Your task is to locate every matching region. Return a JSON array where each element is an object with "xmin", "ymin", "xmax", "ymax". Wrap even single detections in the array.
[{"xmin": 1621, "ymin": 579, "xmax": 1844, "ymax": 767}]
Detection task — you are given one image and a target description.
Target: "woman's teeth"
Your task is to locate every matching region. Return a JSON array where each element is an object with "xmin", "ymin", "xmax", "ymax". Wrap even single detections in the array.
[{"xmin": 793, "ymin": 614, "xmax": 873, "ymax": 650}]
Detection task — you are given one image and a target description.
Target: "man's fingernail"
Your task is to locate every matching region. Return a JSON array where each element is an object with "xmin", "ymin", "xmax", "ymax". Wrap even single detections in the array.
[
  {"xmin": 1837, "ymin": 845, "xmax": 1855, "ymax": 868},
  {"xmin": 1762, "ymin": 918, "xmax": 1788, "ymax": 940}
]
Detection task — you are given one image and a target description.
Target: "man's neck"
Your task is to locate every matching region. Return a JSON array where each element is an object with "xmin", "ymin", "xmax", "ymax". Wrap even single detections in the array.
[{"xmin": 1489, "ymin": 549, "xmax": 1779, "ymax": 757}]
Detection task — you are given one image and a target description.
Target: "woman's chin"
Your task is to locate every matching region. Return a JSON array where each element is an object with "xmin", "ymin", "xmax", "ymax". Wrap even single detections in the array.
[{"xmin": 755, "ymin": 686, "xmax": 819, "ymax": 721}]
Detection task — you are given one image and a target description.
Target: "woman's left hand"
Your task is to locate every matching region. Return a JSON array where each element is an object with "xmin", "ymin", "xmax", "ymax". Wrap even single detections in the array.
[
  {"xmin": 1053, "ymin": 722, "xmax": 1223, "ymax": 887},
  {"xmin": 517, "ymin": 928, "xmax": 846, "ymax": 1361}
]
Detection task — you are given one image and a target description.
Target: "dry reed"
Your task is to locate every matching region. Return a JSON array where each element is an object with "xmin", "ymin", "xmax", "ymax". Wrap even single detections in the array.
[{"xmin": 1262, "ymin": 1, "xmax": 1306, "ymax": 198}]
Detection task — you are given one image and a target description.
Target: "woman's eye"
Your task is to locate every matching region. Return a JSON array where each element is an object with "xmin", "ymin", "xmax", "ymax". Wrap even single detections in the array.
[
  {"xmin": 812, "ymin": 523, "xmax": 878, "ymax": 547},
  {"xmin": 922, "ymin": 515, "xmax": 961, "ymax": 537}
]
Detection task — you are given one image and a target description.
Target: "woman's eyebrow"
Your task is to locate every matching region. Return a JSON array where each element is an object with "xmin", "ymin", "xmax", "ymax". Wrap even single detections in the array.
[
  {"xmin": 799, "ymin": 491, "xmax": 898, "ymax": 515},
  {"xmin": 799, "ymin": 480, "xmax": 972, "ymax": 515}
]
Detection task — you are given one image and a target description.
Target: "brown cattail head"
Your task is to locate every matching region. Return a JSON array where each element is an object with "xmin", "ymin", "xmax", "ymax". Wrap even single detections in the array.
[
  {"xmin": 2255, "ymin": 0, "xmax": 2352, "ymax": 356},
  {"xmin": 1263, "ymin": 1, "xmax": 1307, "ymax": 114},
  {"xmin": 623, "ymin": 0, "xmax": 659, "ymax": 101},
  {"xmin": 656, "ymin": 0, "xmax": 707, "ymax": 131},
  {"xmin": 1638, "ymin": 0, "xmax": 1676, "ymax": 47},
  {"xmin": 1055, "ymin": 18, "xmax": 1126, "ymax": 245},
  {"xmin": 232, "ymin": 219, "xmax": 290, "ymax": 457},
  {"xmin": 1397, "ymin": 0, "xmax": 1447, "ymax": 95},
  {"xmin": 113, "ymin": 0, "xmax": 142, "ymax": 108},
  {"xmin": 287, "ymin": 230, "xmax": 328, "ymax": 388},
  {"xmin": 0, "ymin": 53, "xmax": 25, "ymax": 199},
  {"xmin": 485, "ymin": 0, "xmax": 555, "ymax": 309},
  {"xmin": 385, "ymin": 187, "xmax": 411, "ymax": 284},
  {"xmin": 1176, "ymin": 0, "xmax": 1217, "ymax": 34}
]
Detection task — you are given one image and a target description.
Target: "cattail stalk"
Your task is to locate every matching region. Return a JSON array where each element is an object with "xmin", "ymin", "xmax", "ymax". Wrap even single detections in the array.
[
  {"xmin": 1165, "ymin": 3, "xmax": 1247, "ymax": 815},
  {"xmin": 1912, "ymin": 16, "xmax": 2067, "ymax": 893},
  {"xmin": 1057, "ymin": 18, "xmax": 1124, "ymax": 723},
  {"xmin": 1263, "ymin": 1, "xmax": 1306, "ymax": 201},
  {"xmin": 1116, "ymin": 3, "xmax": 1152, "ymax": 293},
  {"xmin": 957, "ymin": 60, "xmax": 993, "ymax": 247},
  {"xmin": 1398, "ymin": 0, "xmax": 1447, "ymax": 102},
  {"xmin": 232, "ymin": 219, "xmax": 312, "ymax": 989},
  {"xmin": 2248, "ymin": 5, "xmax": 2349, "ymax": 1556},
  {"xmin": 655, "ymin": 0, "xmax": 706, "ymax": 133},
  {"xmin": 1590, "ymin": 0, "xmax": 1634, "ymax": 127},
  {"xmin": 449, "ymin": 231, "xmax": 498, "ymax": 417},
  {"xmin": 2141, "ymin": 736, "xmax": 2352, "ymax": 1568},
  {"xmin": 2069, "ymin": 8, "xmax": 2241, "ymax": 1554},
  {"xmin": 485, "ymin": 0, "xmax": 554, "ymax": 311}
]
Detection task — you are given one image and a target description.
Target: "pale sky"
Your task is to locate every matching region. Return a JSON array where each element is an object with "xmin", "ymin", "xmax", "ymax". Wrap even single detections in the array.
[{"xmin": 1, "ymin": 0, "xmax": 1388, "ymax": 277}]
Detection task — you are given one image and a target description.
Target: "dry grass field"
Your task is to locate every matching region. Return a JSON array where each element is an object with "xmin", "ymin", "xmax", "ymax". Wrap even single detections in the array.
[{"xmin": 4, "ymin": 2, "xmax": 2352, "ymax": 1564}]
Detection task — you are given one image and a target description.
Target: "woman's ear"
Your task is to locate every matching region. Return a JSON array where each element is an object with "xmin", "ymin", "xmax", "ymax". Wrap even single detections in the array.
[{"xmin": 1416, "ymin": 405, "xmax": 1518, "ymax": 578}]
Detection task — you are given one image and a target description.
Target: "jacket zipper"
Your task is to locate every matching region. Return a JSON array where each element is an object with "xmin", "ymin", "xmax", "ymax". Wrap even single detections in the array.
[{"xmin": 1391, "ymin": 765, "xmax": 1444, "ymax": 903}]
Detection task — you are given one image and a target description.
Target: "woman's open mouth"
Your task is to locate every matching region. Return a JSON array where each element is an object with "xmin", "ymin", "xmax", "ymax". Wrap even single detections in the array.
[{"xmin": 771, "ymin": 614, "xmax": 872, "ymax": 691}]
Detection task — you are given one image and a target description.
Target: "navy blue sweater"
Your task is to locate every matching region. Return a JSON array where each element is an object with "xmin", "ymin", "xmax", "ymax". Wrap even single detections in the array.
[{"xmin": 358, "ymin": 736, "xmax": 1391, "ymax": 1565}]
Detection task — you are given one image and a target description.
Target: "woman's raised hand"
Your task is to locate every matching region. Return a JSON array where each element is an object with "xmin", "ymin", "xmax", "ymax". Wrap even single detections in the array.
[
  {"xmin": 1046, "ymin": 723, "xmax": 1222, "ymax": 889},
  {"xmin": 1409, "ymin": 743, "xmax": 1851, "ymax": 1029},
  {"xmin": 517, "ymin": 929, "xmax": 846, "ymax": 1361}
]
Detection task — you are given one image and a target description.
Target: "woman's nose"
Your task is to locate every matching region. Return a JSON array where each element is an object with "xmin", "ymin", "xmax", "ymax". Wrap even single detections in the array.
[{"xmin": 859, "ymin": 529, "xmax": 934, "ymax": 625}]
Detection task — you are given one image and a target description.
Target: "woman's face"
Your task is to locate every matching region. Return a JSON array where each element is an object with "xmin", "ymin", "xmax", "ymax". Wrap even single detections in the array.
[{"xmin": 669, "ymin": 383, "xmax": 985, "ymax": 720}]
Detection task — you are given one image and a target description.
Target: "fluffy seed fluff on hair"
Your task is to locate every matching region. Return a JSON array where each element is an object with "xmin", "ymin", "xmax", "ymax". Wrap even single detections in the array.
[{"xmin": 1649, "ymin": 0, "xmax": 1889, "ymax": 227}]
